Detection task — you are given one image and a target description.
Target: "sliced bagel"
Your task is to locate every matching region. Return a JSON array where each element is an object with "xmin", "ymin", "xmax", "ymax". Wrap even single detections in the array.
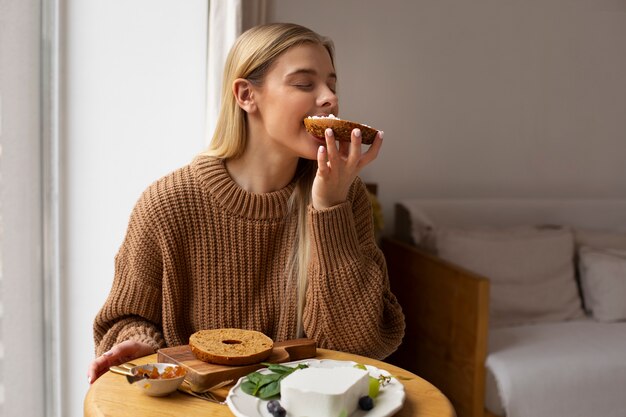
[
  {"xmin": 189, "ymin": 328, "xmax": 274, "ymax": 366},
  {"xmin": 304, "ymin": 115, "xmax": 379, "ymax": 145}
]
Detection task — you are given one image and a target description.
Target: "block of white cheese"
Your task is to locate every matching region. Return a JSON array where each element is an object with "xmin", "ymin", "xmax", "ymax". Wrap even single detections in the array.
[{"xmin": 280, "ymin": 366, "xmax": 369, "ymax": 417}]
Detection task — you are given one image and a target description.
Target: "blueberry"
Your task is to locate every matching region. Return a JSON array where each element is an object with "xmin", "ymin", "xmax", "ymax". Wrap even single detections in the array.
[
  {"xmin": 272, "ymin": 406, "xmax": 286, "ymax": 417},
  {"xmin": 359, "ymin": 395, "xmax": 374, "ymax": 411},
  {"xmin": 267, "ymin": 400, "xmax": 281, "ymax": 413},
  {"xmin": 267, "ymin": 400, "xmax": 282, "ymax": 414},
  {"xmin": 267, "ymin": 400, "xmax": 286, "ymax": 417}
]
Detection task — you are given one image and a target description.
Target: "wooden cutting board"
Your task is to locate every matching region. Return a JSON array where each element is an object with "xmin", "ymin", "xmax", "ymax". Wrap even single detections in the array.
[{"xmin": 157, "ymin": 338, "xmax": 316, "ymax": 392}]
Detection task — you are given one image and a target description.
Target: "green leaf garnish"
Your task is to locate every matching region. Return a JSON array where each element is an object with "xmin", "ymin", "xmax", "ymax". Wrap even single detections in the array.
[{"xmin": 241, "ymin": 363, "xmax": 309, "ymax": 399}]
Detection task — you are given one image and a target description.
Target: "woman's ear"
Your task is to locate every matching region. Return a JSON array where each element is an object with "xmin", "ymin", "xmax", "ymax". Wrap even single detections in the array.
[{"xmin": 233, "ymin": 78, "xmax": 257, "ymax": 113}]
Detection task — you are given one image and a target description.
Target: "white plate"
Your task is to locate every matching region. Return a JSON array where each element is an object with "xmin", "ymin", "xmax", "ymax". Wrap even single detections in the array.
[{"xmin": 226, "ymin": 359, "xmax": 405, "ymax": 417}]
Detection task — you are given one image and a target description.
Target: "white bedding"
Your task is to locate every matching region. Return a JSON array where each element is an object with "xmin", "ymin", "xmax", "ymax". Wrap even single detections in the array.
[{"xmin": 485, "ymin": 319, "xmax": 626, "ymax": 417}]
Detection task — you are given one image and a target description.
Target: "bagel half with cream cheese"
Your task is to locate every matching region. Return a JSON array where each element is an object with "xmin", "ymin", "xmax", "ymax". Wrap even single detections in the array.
[{"xmin": 304, "ymin": 115, "xmax": 379, "ymax": 145}]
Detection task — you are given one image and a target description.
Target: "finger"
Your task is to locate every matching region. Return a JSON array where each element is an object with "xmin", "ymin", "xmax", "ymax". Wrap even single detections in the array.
[
  {"xmin": 94, "ymin": 342, "xmax": 133, "ymax": 371},
  {"xmin": 105, "ymin": 343, "xmax": 130, "ymax": 363},
  {"xmin": 359, "ymin": 130, "xmax": 383, "ymax": 168},
  {"xmin": 92, "ymin": 363, "xmax": 108, "ymax": 383},
  {"xmin": 87, "ymin": 361, "xmax": 100, "ymax": 384},
  {"xmin": 111, "ymin": 340, "xmax": 153, "ymax": 364},
  {"xmin": 88, "ymin": 341, "xmax": 156, "ymax": 384},
  {"xmin": 316, "ymin": 145, "xmax": 329, "ymax": 176},
  {"xmin": 324, "ymin": 128, "xmax": 339, "ymax": 163},
  {"xmin": 348, "ymin": 128, "xmax": 363, "ymax": 166},
  {"xmin": 87, "ymin": 350, "xmax": 114, "ymax": 384}
]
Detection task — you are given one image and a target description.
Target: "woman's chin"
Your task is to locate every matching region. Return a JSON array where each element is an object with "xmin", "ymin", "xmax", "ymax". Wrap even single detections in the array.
[
  {"xmin": 299, "ymin": 150, "xmax": 319, "ymax": 161},
  {"xmin": 292, "ymin": 134, "xmax": 322, "ymax": 159}
]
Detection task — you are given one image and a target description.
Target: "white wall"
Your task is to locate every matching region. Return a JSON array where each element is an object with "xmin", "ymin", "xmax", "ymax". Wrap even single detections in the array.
[
  {"xmin": 63, "ymin": 1, "xmax": 207, "ymax": 415},
  {"xmin": 267, "ymin": 0, "xmax": 626, "ymax": 233}
]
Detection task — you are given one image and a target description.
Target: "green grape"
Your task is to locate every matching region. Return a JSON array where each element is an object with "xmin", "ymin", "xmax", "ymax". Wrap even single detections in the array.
[{"xmin": 368, "ymin": 376, "xmax": 380, "ymax": 398}]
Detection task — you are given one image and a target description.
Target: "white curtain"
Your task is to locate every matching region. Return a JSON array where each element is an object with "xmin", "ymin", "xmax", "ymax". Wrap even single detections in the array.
[
  {"xmin": 205, "ymin": 0, "xmax": 242, "ymax": 145},
  {"xmin": 0, "ymin": 1, "xmax": 47, "ymax": 416},
  {"xmin": 205, "ymin": 0, "xmax": 267, "ymax": 145}
]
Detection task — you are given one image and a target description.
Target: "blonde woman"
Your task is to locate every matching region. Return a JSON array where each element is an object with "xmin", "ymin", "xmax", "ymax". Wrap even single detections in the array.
[{"xmin": 88, "ymin": 23, "xmax": 405, "ymax": 383}]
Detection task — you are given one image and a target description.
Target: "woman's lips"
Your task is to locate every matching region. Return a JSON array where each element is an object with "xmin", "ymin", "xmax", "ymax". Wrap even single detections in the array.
[{"xmin": 309, "ymin": 132, "xmax": 326, "ymax": 145}]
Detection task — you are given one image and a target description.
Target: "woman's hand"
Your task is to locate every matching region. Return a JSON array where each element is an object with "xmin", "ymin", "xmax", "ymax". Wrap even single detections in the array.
[
  {"xmin": 312, "ymin": 128, "xmax": 383, "ymax": 209},
  {"xmin": 87, "ymin": 340, "xmax": 155, "ymax": 384}
]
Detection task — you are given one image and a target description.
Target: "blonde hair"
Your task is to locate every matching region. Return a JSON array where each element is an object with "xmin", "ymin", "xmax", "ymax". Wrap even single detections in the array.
[{"xmin": 202, "ymin": 23, "xmax": 335, "ymax": 337}]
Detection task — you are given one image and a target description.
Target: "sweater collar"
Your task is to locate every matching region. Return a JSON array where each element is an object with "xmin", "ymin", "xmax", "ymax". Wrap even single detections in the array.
[{"xmin": 192, "ymin": 155, "xmax": 296, "ymax": 220}]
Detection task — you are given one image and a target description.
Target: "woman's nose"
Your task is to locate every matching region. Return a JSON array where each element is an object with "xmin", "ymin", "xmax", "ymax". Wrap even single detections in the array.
[{"xmin": 318, "ymin": 86, "xmax": 338, "ymax": 110}]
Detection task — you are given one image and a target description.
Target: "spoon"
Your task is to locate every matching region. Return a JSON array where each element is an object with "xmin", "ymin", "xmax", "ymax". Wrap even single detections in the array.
[{"xmin": 109, "ymin": 362, "xmax": 148, "ymax": 384}]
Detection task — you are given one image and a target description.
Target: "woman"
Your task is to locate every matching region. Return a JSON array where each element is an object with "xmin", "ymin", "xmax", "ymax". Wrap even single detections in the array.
[{"xmin": 88, "ymin": 23, "xmax": 405, "ymax": 384}]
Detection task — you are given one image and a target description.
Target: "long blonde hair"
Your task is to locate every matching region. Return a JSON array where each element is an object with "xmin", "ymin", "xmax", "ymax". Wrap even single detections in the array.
[{"xmin": 202, "ymin": 23, "xmax": 335, "ymax": 337}]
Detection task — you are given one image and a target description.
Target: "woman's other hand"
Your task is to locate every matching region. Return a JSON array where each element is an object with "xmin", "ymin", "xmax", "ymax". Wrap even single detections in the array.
[
  {"xmin": 87, "ymin": 340, "xmax": 155, "ymax": 384},
  {"xmin": 312, "ymin": 128, "xmax": 383, "ymax": 209}
]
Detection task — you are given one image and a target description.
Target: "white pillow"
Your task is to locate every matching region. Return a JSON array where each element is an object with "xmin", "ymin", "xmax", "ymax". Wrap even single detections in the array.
[
  {"xmin": 436, "ymin": 227, "xmax": 585, "ymax": 327},
  {"xmin": 578, "ymin": 247, "xmax": 626, "ymax": 322}
]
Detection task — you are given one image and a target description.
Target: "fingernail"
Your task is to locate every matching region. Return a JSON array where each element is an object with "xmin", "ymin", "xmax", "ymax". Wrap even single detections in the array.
[
  {"xmin": 379, "ymin": 130, "xmax": 384, "ymax": 139},
  {"xmin": 354, "ymin": 129, "xmax": 361, "ymax": 138},
  {"xmin": 319, "ymin": 145, "xmax": 325, "ymax": 153},
  {"xmin": 103, "ymin": 351, "xmax": 112, "ymax": 356},
  {"xmin": 325, "ymin": 128, "xmax": 333, "ymax": 136},
  {"xmin": 87, "ymin": 374, "xmax": 92, "ymax": 383}
]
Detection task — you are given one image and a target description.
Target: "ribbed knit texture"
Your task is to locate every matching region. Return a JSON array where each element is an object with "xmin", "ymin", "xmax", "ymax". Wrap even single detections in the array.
[{"xmin": 94, "ymin": 155, "xmax": 405, "ymax": 360}]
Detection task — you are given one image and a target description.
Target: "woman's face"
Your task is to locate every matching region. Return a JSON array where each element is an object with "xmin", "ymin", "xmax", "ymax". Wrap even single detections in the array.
[{"xmin": 248, "ymin": 42, "xmax": 338, "ymax": 160}]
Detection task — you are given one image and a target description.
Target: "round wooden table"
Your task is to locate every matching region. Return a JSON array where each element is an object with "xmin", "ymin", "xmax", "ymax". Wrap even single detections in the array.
[{"xmin": 85, "ymin": 348, "xmax": 455, "ymax": 417}]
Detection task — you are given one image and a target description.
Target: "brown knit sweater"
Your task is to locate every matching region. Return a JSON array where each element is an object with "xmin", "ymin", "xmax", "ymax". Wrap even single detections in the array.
[{"xmin": 94, "ymin": 155, "xmax": 405, "ymax": 360}]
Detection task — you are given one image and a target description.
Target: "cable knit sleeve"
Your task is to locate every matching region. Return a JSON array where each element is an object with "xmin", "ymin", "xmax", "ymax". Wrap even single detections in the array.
[
  {"xmin": 303, "ymin": 178, "xmax": 405, "ymax": 360},
  {"xmin": 93, "ymin": 185, "xmax": 167, "ymax": 356}
]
